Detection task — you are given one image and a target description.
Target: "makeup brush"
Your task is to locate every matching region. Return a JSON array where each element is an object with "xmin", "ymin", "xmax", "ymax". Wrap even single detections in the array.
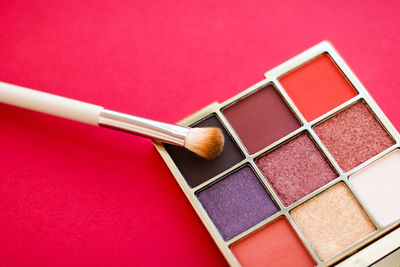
[{"xmin": 0, "ymin": 81, "xmax": 224, "ymax": 159}]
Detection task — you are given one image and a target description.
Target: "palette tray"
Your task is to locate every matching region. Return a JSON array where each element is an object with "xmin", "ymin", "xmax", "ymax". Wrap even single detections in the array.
[{"xmin": 154, "ymin": 41, "xmax": 400, "ymax": 266}]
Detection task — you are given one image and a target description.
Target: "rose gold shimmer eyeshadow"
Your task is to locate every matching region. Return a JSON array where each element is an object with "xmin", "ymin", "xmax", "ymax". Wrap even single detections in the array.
[
  {"xmin": 314, "ymin": 101, "xmax": 394, "ymax": 172},
  {"xmin": 291, "ymin": 183, "xmax": 375, "ymax": 260},
  {"xmin": 256, "ymin": 133, "xmax": 337, "ymax": 206}
]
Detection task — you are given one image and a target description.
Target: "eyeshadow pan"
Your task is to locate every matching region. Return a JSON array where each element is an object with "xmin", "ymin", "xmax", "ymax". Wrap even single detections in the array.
[
  {"xmin": 165, "ymin": 115, "xmax": 244, "ymax": 188},
  {"xmin": 155, "ymin": 42, "xmax": 400, "ymax": 266},
  {"xmin": 197, "ymin": 166, "xmax": 278, "ymax": 241},
  {"xmin": 314, "ymin": 101, "xmax": 394, "ymax": 172},
  {"xmin": 279, "ymin": 53, "xmax": 357, "ymax": 121},
  {"xmin": 256, "ymin": 133, "xmax": 337, "ymax": 206},
  {"xmin": 231, "ymin": 217, "xmax": 314, "ymax": 267},
  {"xmin": 291, "ymin": 183, "xmax": 375, "ymax": 260},
  {"xmin": 350, "ymin": 149, "xmax": 400, "ymax": 226},
  {"xmin": 223, "ymin": 84, "xmax": 300, "ymax": 154}
]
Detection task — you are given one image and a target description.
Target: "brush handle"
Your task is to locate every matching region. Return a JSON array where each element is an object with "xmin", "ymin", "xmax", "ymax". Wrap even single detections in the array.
[
  {"xmin": 98, "ymin": 109, "xmax": 188, "ymax": 145},
  {"xmin": 0, "ymin": 81, "xmax": 103, "ymax": 125},
  {"xmin": 0, "ymin": 81, "xmax": 188, "ymax": 146}
]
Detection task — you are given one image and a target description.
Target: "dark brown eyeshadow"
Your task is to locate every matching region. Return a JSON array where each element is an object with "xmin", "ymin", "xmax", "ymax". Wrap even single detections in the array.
[{"xmin": 165, "ymin": 115, "xmax": 244, "ymax": 188}]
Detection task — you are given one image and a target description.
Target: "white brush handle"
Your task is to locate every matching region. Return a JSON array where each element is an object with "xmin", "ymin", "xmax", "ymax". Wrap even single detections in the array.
[
  {"xmin": 0, "ymin": 81, "xmax": 103, "ymax": 125},
  {"xmin": 0, "ymin": 81, "xmax": 188, "ymax": 146}
]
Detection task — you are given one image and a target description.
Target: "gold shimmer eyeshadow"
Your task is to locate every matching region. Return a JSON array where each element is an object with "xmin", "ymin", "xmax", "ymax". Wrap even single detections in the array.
[
  {"xmin": 155, "ymin": 41, "xmax": 400, "ymax": 266},
  {"xmin": 291, "ymin": 183, "xmax": 375, "ymax": 260}
]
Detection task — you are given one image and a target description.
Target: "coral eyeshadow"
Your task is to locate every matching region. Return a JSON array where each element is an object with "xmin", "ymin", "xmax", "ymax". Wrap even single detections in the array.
[
  {"xmin": 279, "ymin": 53, "xmax": 357, "ymax": 121},
  {"xmin": 231, "ymin": 218, "xmax": 314, "ymax": 267}
]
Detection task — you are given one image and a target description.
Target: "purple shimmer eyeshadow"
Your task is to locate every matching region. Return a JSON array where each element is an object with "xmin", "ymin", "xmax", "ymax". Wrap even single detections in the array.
[{"xmin": 197, "ymin": 166, "xmax": 278, "ymax": 241}]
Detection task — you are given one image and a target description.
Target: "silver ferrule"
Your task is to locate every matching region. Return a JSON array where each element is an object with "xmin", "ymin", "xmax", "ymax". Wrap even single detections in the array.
[{"xmin": 98, "ymin": 109, "xmax": 189, "ymax": 146}]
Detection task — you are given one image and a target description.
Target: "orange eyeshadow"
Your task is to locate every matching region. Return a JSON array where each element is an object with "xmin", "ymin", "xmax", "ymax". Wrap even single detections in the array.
[
  {"xmin": 230, "ymin": 218, "xmax": 314, "ymax": 267},
  {"xmin": 279, "ymin": 53, "xmax": 357, "ymax": 121}
]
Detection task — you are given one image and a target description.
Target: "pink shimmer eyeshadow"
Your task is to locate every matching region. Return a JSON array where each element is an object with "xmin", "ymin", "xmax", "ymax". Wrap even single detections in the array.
[
  {"xmin": 314, "ymin": 101, "xmax": 394, "ymax": 172},
  {"xmin": 256, "ymin": 133, "xmax": 337, "ymax": 206}
]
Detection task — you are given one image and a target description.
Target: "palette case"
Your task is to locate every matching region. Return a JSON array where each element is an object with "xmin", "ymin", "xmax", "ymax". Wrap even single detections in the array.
[{"xmin": 154, "ymin": 41, "xmax": 400, "ymax": 266}]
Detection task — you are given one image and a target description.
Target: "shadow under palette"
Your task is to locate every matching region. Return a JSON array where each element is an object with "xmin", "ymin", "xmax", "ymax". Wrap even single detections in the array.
[{"xmin": 155, "ymin": 41, "xmax": 400, "ymax": 266}]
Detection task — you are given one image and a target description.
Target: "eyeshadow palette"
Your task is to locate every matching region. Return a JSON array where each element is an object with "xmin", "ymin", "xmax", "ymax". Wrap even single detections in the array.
[{"xmin": 154, "ymin": 41, "xmax": 400, "ymax": 266}]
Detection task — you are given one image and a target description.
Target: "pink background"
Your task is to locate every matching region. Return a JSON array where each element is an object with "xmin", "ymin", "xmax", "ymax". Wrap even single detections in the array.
[{"xmin": 0, "ymin": 0, "xmax": 399, "ymax": 266}]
